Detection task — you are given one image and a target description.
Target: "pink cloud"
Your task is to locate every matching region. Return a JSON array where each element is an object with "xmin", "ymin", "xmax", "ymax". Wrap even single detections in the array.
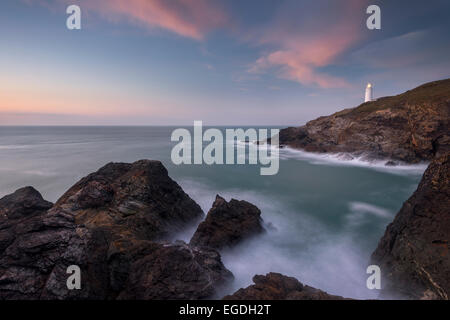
[
  {"xmin": 248, "ymin": 0, "xmax": 368, "ymax": 88},
  {"xmin": 84, "ymin": 0, "xmax": 228, "ymax": 40},
  {"xmin": 26, "ymin": 0, "xmax": 228, "ymax": 40}
]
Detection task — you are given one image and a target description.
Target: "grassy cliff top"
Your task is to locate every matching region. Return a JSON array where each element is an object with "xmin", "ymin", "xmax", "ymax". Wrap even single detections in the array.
[{"xmin": 334, "ymin": 78, "xmax": 450, "ymax": 117}]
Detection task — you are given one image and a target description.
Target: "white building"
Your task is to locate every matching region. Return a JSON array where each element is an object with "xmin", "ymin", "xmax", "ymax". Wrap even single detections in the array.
[{"xmin": 365, "ymin": 83, "xmax": 373, "ymax": 102}]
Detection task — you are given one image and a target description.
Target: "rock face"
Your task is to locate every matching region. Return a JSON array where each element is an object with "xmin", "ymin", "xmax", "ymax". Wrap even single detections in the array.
[
  {"xmin": 371, "ymin": 154, "xmax": 450, "ymax": 300},
  {"xmin": 0, "ymin": 187, "xmax": 53, "ymax": 221},
  {"xmin": 223, "ymin": 273, "xmax": 348, "ymax": 300},
  {"xmin": 0, "ymin": 160, "xmax": 232, "ymax": 300},
  {"xmin": 190, "ymin": 195, "xmax": 265, "ymax": 250},
  {"xmin": 0, "ymin": 187, "xmax": 91, "ymax": 299},
  {"xmin": 117, "ymin": 241, "xmax": 232, "ymax": 300},
  {"xmin": 278, "ymin": 79, "xmax": 450, "ymax": 163},
  {"xmin": 55, "ymin": 160, "xmax": 204, "ymax": 241}
]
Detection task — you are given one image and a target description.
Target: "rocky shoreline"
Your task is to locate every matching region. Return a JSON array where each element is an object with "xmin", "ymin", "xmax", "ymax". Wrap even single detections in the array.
[
  {"xmin": 0, "ymin": 160, "xmax": 347, "ymax": 300},
  {"xmin": 271, "ymin": 78, "xmax": 450, "ymax": 300},
  {"xmin": 0, "ymin": 79, "xmax": 448, "ymax": 300},
  {"xmin": 277, "ymin": 79, "xmax": 450, "ymax": 165},
  {"xmin": 1, "ymin": 153, "xmax": 448, "ymax": 300}
]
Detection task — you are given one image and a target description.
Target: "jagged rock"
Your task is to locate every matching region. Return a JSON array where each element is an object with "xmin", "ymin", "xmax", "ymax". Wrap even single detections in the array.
[
  {"xmin": 278, "ymin": 79, "xmax": 450, "ymax": 163},
  {"xmin": 0, "ymin": 186, "xmax": 52, "ymax": 221},
  {"xmin": 0, "ymin": 186, "xmax": 53, "ymax": 257},
  {"xmin": 190, "ymin": 195, "xmax": 265, "ymax": 250},
  {"xmin": 55, "ymin": 160, "xmax": 204, "ymax": 241},
  {"xmin": 0, "ymin": 187, "xmax": 93, "ymax": 299},
  {"xmin": 371, "ymin": 153, "xmax": 450, "ymax": 300},
  {"xmin": 223, "ymin": 273, "xmax": 348, "ymax": 300},
  {"xmin": 117, "ymin": 241, "xmax": 233, "ymax": 300},
  {"xmin": 0, "ymin": 160, "xmax": 232, "ymax": 300}
]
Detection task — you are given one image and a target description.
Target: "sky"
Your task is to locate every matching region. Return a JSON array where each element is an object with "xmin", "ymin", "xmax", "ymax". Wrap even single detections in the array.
[{"xmin": 0, "ymin": 0, "xmax": 449, "ymax": 125}]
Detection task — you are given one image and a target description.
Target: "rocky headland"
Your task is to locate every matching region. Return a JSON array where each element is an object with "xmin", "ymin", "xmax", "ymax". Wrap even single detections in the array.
[{"xmin": 278, "ymin": 79, "xmax": 450, "ymax": 164}]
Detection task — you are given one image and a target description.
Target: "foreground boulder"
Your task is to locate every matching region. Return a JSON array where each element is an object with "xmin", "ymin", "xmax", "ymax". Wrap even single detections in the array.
[
  {"xmin": 0, "ymin": 186, "xmax": 54, "ymax": 269},
  {"xmin": 371, "ymin": 154, "xmax": 450, "ymax": 299},
  {"xmin": 117, "ymin": 241, "xmax": 232, "ymax": 300},
  {"xmin": 278, "ymin": 79, "xmax": 450, "ymax": 163},
  {"xmin": 0, "ymin": 160, "xmax": 232, "ymax": 300},
  {"xmin": 223, "ymin": 273, "xmax": 348, "ymax": 300},
  {"xmin": 190, "ymin": 195, "xmax": 265, "ymax": 250},
  {"xmin": 0, "ymin": 186, "xmax": 53, "ymax": 221},
  {"xmin": 55, "ymin": 160, "xmax": 203, "ymax": 240},
  {"xmin": 0, "ymin": 187, "xmax": 92, "ymax": 299}
]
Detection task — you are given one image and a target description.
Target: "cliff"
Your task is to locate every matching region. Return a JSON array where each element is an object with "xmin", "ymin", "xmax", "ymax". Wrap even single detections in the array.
[
  {"xmin": 279, "ymin": 79, "xmax": 450, "ymax": 163},
  {"xmin": 371, "ymin": 154, "xmax": 450, "ymax": 299}
]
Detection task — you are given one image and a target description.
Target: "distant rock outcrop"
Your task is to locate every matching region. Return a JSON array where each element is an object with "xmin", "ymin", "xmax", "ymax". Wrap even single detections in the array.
[
  {"xmin": 0, "ymin": 160, "xmax": 232, "ymax": 300},
  {"xmin": 371, "ymin": 153, "xmax": 450, "ymax": 299},
  {"xmin": 278, "ymin": 79, "xmax": 450, "ymax": 163},
  {"xmin": 190, "ymin": 195, "xmax": 265, "ymax": 250},
  {"xmin": 223, "ymin": 273, "xmax": 348, "ymax": 300}
]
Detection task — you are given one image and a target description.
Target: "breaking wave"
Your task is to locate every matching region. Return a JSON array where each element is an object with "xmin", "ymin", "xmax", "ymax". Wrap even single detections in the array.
[{"xmin": 279, "ymin": 147, "xmax": 428, "ymax": 176}]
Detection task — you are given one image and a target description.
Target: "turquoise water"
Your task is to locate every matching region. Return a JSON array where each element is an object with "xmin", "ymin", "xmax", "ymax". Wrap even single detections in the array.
[{"xmin": 0, "ymin": 126, "xmax": 425, "ymax": 299}]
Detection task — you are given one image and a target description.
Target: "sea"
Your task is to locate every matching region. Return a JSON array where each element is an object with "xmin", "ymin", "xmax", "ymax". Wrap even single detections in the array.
[{"xmin": 0, "ymin": 126, "xmax": 427, "ymax": 299}]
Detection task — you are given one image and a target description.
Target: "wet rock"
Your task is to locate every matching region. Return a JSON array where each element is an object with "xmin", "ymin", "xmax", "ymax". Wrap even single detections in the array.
[
  {"xmin": 0, "ymin": 160, "xmax": 233, "ymax": 300},
  {"xmin": 117, "ymin": 241, "xmax": 233, "ymax": 300},
  {"xmin": 55, "ymin": 160, "xmax": 204, "ymax": 241},
  {"xmin": 223, "ymin": 273, "xmax": 348, "ymax": 300},
  {"xmin": 0, "ymin": 187, "xmax": 93, "ymax": 299},
  {"xmin": 371, "ymin": 153, "xmax": 450, "ymax": 299},
  {"xmin": 190, "ymin": 195, "xmax": 265, "ymax": 250}
]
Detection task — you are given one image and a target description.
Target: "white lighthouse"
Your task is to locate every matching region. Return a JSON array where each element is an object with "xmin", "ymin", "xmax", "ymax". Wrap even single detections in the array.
[{"xmin": 365, "ymin": 83, "xmax": 373, "ymax": 102}]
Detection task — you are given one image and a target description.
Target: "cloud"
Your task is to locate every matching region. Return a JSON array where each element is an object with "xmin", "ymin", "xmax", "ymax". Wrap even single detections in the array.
[
  {"xmin": 249, "ymin": 43, "xmax": 353, "ymax": 89},
  {"xmin": 28, "ymin": 0, "xmax": 228, "ymax": 40},
  {"xmin": 248, "ymin": 0, "xmax": 368, "ymax": 88},
  {"xmin": 89, "ymin": 0, "xmax": 228, "ymax": 40}
]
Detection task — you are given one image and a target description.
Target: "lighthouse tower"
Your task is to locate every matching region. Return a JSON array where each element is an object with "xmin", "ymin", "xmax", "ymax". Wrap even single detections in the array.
[{"xmin": 365, "ymin": 83, "xmax": 373, "ymax": 102}]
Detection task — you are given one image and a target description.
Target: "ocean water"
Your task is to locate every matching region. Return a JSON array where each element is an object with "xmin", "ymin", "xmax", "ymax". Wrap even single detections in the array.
[{"xmin": 0, "ymin": 126, "xmax": 426, "ymax": 299}]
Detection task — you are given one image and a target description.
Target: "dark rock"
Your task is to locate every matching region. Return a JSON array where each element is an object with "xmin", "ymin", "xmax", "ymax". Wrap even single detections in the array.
[
  {"xmin": 385, "ymin": 161, "xmax": 398, "ymax": 167},
  {"xmin": 278, "ymin": 79, "xmax": 450, "ymax": 163},
  {"xmin": 117, "ymin": 241, "xmax": 233, "ymax": 300},
  {"xmin": 55, "ymin": 160, "xmax": 204, "ymax": 241},
  {"xmin": 371, "ymin": 153, "xmax": 450, "ymax": 299},
  {"xmin": 0, "ymin": 187, "xmax": 54, "ymax": 261},
  {"xmin": 0, "ymin": 187, "xmax": 91, "ymax": 299},
  {"xmin": 0, "ymin": 187, "xmax": 52, "ymax": 220},
  {"xmin": 0, "ymin": 160, "xmax": 232, "ymax": 300},
  {"xmin": 223, "ymin": 273, "xmax": 348, "ymax": 300},
  {"xmin": 190, "ymin": 195, "xmax": 265, "ymax": 250}
]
